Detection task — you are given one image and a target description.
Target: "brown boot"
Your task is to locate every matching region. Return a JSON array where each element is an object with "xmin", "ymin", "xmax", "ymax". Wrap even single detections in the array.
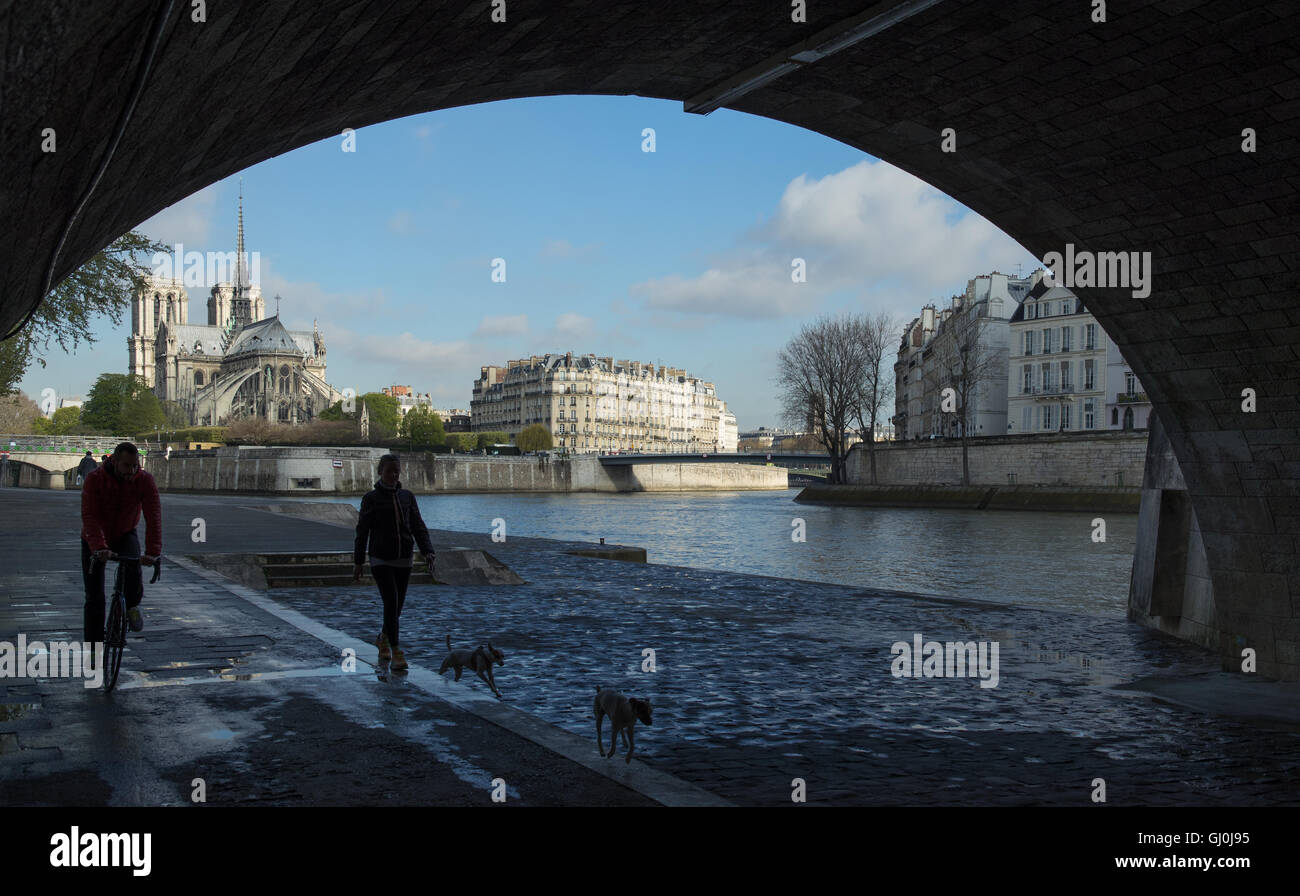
[
  {"xmin": 376, "ymin": 631, "xmax": 392, "ymax": 663},
  {"xmin": 391, "ymin": 646, "xmax": 408, "ymax": 671}
]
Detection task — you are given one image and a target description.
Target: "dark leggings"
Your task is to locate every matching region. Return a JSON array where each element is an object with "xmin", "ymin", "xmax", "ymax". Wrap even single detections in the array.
[
  {"xmin": 372, "ymin": 564, "xmax": 412, "ymax": 648},
  {"xmin": 82, "ymin": 530, "xmax": 143, "ymax": 643}
]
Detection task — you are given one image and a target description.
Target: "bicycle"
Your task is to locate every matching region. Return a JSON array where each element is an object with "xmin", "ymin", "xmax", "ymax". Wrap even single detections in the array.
[{"xmin": 89, "ymin": 551, "xmax": 162, "ymax": 692}]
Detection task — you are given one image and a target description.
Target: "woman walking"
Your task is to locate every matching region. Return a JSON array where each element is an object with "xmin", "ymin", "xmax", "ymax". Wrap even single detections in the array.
[{"xmin": 353, "ymin": 454, "xmax": 437, "ymax": 671}]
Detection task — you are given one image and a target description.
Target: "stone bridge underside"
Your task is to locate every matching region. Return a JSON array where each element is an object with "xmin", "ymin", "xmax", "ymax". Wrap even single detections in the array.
[{"xmin": 1, "ymin": 1, "xmax": 1297, "ymax": 675}]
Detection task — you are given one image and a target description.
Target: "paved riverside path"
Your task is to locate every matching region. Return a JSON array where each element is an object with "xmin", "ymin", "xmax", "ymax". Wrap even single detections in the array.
[
  {"xmin": 3, "ymin": 488, "xmax": 1300, "ymax": 806},
  {"xmin": 0, "ymin": 490, "xmax": 679, "ymax": 806}
]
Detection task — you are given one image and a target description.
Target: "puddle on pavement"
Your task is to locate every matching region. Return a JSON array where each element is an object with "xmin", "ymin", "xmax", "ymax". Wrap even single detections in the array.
[{"xmin": 118, "ymin": 665, "xmax": 353, "ymax": 689}]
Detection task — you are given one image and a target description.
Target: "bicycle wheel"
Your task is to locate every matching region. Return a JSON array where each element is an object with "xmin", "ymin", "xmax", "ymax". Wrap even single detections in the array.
[{"xmin": 103, "ymin": 571, "xmax": 126, "ymax": 692}]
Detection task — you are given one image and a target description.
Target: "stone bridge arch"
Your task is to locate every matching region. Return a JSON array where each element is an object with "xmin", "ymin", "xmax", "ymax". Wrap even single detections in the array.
[{"xmin": 0, "ymin": 1, "xmax": 1296, "ymax": 675}]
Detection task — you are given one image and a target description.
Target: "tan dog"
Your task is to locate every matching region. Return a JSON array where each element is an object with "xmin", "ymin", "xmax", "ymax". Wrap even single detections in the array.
[
  {"xmin": 594, "ymin": 687, "xmax": 653, "ymax": 763},
  {"xmin": 439, "ymin": 634, "xmax": 505, "ymax": 698}
]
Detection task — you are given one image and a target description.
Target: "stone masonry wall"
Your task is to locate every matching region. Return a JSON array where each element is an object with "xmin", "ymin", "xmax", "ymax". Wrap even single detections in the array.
[{"xmin": 846, "ymin": 431, "xmax": 1148, "ymax": 488}]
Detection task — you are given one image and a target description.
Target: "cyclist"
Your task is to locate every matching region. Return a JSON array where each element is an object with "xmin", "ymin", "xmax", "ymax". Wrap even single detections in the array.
[{"xmin": 81, "ymin": 442, "xmax": 162, "ymax": 641}]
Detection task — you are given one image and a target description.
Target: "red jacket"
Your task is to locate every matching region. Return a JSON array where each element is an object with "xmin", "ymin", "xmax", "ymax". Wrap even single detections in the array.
[{"xmin": 80, "ymin": 456, "xmax": 163, "ymax": 556}]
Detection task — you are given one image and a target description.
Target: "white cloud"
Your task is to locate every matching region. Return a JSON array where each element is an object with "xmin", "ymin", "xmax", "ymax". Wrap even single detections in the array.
[
  {"xmin": 630, "ymin": 160, "xmax": 1036, "ymax": 318},
  {"xmin": 539, "ymin": 238, "xmax": 599, "ymax": 259},
  {"xmin": 136, "ymin": 183, "xmax": 221, "ymax": 248},
  {"xmin": 473, "ymin": 314, "xmax": 529, "ymax": 338},
  {"xmin": 550, "ymin": 312, "xmax": 595, "ymax": 342}
]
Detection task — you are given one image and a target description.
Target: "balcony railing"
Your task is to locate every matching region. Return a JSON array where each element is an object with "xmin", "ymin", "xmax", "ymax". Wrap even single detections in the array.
[{"xmin": 1117, "ymin": 392, "xmax": 1149, "ymax": 404}]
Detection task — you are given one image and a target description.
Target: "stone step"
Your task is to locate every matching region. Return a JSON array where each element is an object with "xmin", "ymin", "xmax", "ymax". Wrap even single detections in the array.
[{"xmin": 189, "ymin": 549, "xmax": 524, "ymax": 589}]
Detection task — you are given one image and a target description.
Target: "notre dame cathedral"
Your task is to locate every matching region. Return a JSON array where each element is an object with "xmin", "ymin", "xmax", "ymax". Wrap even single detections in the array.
[{"xmin": 127, "ymin": 193, "xmax": 342, "ymax": 426}]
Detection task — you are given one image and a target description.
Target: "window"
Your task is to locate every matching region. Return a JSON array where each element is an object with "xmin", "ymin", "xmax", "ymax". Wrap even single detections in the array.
[
  {"xmin": 1084, "ymin": 359, "xmax": 1096, "ymax": 390},
  {"xmin": 195, "ymin": 370, "xmax": 204, "ymax": 386},
  {"xmin": 1040, "ymin": 362, "xmax": 1052, "ymax": 391},
  {"xmin": 1022, "ymin": 406, "xmax": 1033, "ymax": 432},
  {"xmin": 1111, "ymin": 407, "xmax": 1119, "ymax": 426},
  {"xmin": 1026, "ymin": 302, "xmax": 1036, "ymax": 320},
  {"xmin": 559, "ymin": 424, "xmax": 565, "ymax": 433},
  {"xmin": 1022, "ymin": 365, "xmax": 1033, "ymax": 394},
  {"xmin": 1060, "ymin": 326, "xmax": 1072, "ymax": 352},
  {"xmin": 1084, "ymin": 399, "xmax": 1095, "ymax": 430},
  {"xmin": 1042, "ymin": 405, "xmax": 1055, "ymax": 430},
  {"xmin": 1060, "ymin": 361, "xmax": 1071, "ymax": 391},
  {"xmin": 1085, "ymin": 323, "xmax": 1097, "ymax": 350},
  {"xmin": 1125, "ymin": 371, "xmax": 1137, "ymax": 396},
  {"xmin": 1043, "ymin": 328, "xmax": 1054, "ymax": 353},
  {"xmin": 1061, "ymin": 403, "xmax": 1072, "ymax": 430},
  {"xmin": 1062, "ymin": 297, "xmax": 1073, "ymax": 314},
  {"xmin": 1023, "ymin": 331, "xmax": 1034, "ymax": 355}
]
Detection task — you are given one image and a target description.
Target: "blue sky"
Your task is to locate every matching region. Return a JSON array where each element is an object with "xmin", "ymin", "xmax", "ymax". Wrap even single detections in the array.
[{"xmin": 27, "ymin": 94, "xmax": 1038, "ymax": 429}]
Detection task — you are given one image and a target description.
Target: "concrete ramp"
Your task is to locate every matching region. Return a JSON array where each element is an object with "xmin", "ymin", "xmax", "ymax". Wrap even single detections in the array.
[
  {"xmin": 187, "ymin": 549, "xmax": 524, "ymax": 590},
  {"xmin": 244, "ymin": 502, "xmax": 360, "ymax": 526}
]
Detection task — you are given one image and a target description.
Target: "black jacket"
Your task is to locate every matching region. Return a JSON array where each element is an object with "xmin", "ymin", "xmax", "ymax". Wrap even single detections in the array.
[
  {"xmin": 354, "ymin": 480, "xmax": 436, "ymax": 565},
  {"xmin": 77, "ymin": 455, "xmax": 99, "ymax": 478}
]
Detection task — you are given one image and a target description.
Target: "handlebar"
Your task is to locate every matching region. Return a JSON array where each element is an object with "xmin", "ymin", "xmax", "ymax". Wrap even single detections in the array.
[{"xmin": 91, "ymin": 551, "xmax": 162, "ymax": 583}]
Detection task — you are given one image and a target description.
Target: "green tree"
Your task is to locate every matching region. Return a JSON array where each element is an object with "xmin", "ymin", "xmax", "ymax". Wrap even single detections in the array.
[
  {"xmin": 444, "ymin": 432, "xmax": 472, "ymax": 451},
  {"xmin": 0, "ymin": 231, "xmax": 168, "ymax": 394},
  {"xmin": 81, "ymin": 373, "xmax": 152, "ymax": 433},
  {"xmin": 400, "ymin": 407, "xmax": 445, "ymax": 448},
  {"xmin": 516, "ymin": 424, "xmax": 553, "ymax": 452},
  {"xmin": 476, "ymin": 431, "xmax": 510, "ymax": 450},
  {"xmin": 318, "ymin": 400, "xmax": 347, "ymax": 421},
  {"xmin": 122, "ymin": 390, "xmax": 166, "ymax": 436},
  {"xmin": 0, "ymin": 332, "xmax": 35, "ymax": 397},
  {"xmin": 48, "ymin": 405, "xmax": 82, "ymax": 435},
  {"xmin": 358, "ymin": 393, "xmax": 401, "ymax": 432}
]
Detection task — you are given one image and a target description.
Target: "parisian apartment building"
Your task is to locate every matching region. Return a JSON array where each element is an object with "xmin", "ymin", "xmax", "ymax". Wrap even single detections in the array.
[
  {"xmin": 892, "ymin": 271, "xmax": 1034, "ymax": 440},
  {"xmin": 380, "ymin": 384, "xmax": 432, "ymax": 417},
  {"xmin": 893, "ymin": 270, "xmax": 1152, "ymax": 440},
  {"xmin": 1006, "ymin": 282, "xmax": 1153, "ymax": 434},
  {"xmin": 470, "ymin": 352, "xmax": 739, "ymax": 453}
]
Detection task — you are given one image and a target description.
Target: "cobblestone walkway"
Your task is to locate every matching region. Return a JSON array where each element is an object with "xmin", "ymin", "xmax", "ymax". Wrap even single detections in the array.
[{"xmin": 272, "ymin": 526, "xmax": 1300, "ymax": 806}]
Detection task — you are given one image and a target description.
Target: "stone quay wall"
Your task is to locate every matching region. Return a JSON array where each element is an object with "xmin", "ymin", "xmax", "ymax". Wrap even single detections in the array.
[
  {"xmin": 846, "ymin": 430, "xmax": 1149, "ymax": 488},
  {"xmin": 150, "ymin": 447, "xmax": 787, "ymax": 495}
]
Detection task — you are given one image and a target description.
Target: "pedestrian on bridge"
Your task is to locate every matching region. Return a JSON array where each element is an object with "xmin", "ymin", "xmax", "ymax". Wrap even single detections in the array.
[{"xmin": 75, "ymin": 449, "xmax": 98, "ymax": 486}]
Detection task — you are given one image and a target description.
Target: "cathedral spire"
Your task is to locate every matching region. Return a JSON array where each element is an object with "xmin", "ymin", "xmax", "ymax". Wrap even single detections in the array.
[{"xmin": 236, "ymin": 179, "xmax": 246, "ymax": 292}]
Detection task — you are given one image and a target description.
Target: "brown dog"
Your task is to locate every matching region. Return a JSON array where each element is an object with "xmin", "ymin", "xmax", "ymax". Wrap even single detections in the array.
[
  {"xmin": 594, "ymin": 687, "xmax": 652, "ymax": 763},
  {"xmin": 439, "ymin": 634, "xmax": 505, "ymax": 698}
]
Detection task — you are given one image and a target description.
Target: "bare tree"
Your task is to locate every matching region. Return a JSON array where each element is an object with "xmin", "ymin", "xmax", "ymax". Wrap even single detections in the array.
[
  {"xmin": 848, "ymin": 311, "xmax": 899, "ymax": 485},
  {"xmin": 922, "ymin": 303, "xmax": 1003, "ymax": 485},
  {"xmin": 776, "ymin": 316, "xmax": 870, "ymax": 484},
  {"xmin": 0, "ymin": 390, "xmax": 41, "ymax": 432}
]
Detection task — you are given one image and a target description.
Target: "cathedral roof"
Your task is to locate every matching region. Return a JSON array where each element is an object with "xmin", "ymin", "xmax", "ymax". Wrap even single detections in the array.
[
  {"xmin": 225, "ymin": 315, "xmax": 318, "ymax": 358},
  {"xmin": 163, "ymin": 323, "xmax": 226, "ymax": 356}
]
